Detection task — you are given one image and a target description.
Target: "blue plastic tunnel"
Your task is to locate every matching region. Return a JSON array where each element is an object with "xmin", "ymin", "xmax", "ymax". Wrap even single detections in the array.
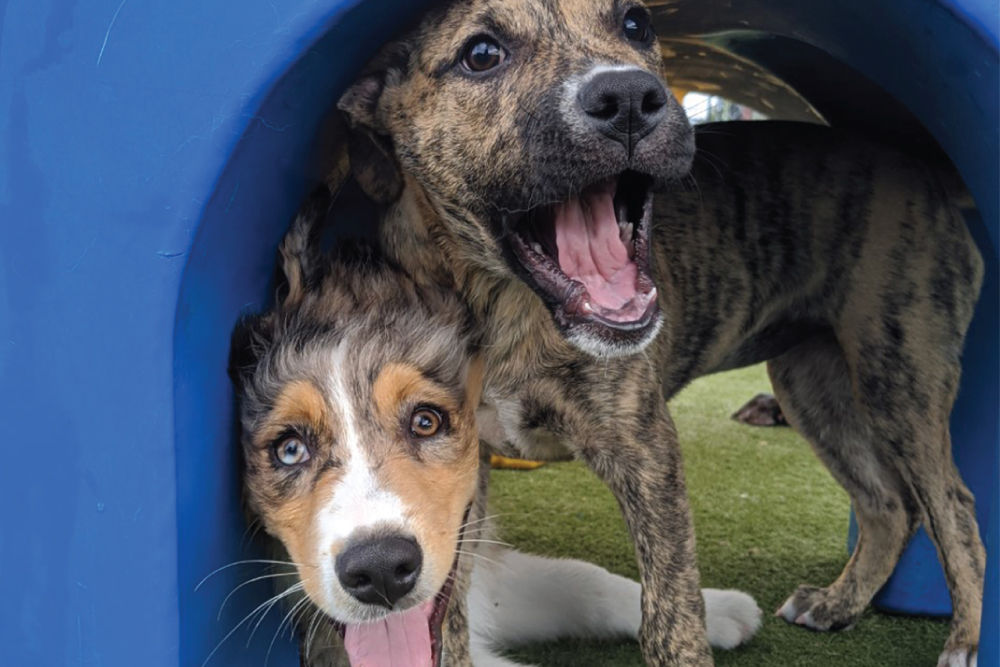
[{"xmin": 1, "ymin": 1, "xmax": 996, "ymax": 665}]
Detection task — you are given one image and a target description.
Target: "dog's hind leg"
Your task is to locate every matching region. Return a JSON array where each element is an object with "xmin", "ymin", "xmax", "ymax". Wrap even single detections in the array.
[
  {"xmin": 769, "ymin": 332, "xmax": 921, "ymax": 632},
  {"xmin": 772, "ymin": 322, "xmax": 985, "ymax": 665},
  {"xmin": 468, "ymin": 549, "xmax": 761, "ymax": 658},
  {"xmin": 851, "ymin": 340, "xmax": 983, "ymax": 666},
  {"xmin": 468, "ymin": 548, "xmax": 642, "ymax": 650}
]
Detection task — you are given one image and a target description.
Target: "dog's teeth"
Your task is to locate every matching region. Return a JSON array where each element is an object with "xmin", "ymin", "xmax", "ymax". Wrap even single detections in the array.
[
  {"xmin": 531, "ymin": 242, "xmax": 544, "ymax": 255},
  {"xmin": 581, "ymin": 300, "xmax": 594, "ymax": 315},
  {"xmin": 619, "ymin": 222, "xmax": 633, "ymax": 244}
]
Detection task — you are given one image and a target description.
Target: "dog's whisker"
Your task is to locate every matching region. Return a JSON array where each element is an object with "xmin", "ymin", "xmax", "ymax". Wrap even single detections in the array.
[
  {"xmin": 266, "ymin": 595, "xmax": 311, "ymax": 666},
  {"xmin": 217, "ymin": 571, "xmax": 302, "ymax": 621},
  {"xmin": 305, "ymin": 607, "xmax": 326, "ymax": 660},
  {"xmin": 454, "ymin": 549, "xmax": 514, "ymax": 575},
  {"xmin": 246, "ymin": 582, "xmax": 305, "ymax": 649},
  {"xmin": 239, "ymin": 518, "xmax": 263, "ymax": 550},
  {"xmin": 201, "ymin": 581, "xmax": 303, "ymax": 667},
  {"xmin": 196, "ymin": 559, "xmax": 308, "ymax": 591},
  {"xmin": 458, "ymin": 538, "xmax": 513, "ymax": 548},
  {"xmin": 691, "ymin": 146, "xmax": 726, "ymax": 181},
  {"xmin": 458, "ymin": 512, "xmax": 505, "ymax": 529}
]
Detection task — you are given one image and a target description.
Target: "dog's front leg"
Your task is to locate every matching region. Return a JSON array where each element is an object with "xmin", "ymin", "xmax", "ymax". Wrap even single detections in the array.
[{"xmin": 574, "ymin": 399, "xmax": 712, "ymax": 666}]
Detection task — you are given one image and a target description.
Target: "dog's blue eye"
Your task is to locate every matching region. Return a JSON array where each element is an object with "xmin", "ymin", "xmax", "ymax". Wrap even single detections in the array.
[
  {"xmin": 275, "ymin": 437, "xmax": 310, "ymax": 466},
  {"xmin": 462, "ymin": 37, "xmax": 506, "ymax": 73},
  {"xmin": 623, "ymin": 7, "xmax": 652, "ymax": 43}
]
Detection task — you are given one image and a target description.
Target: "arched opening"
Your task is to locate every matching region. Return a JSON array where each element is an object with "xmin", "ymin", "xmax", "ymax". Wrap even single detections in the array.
[{"xmin": 172, "ymin": 1, "xmax": 997, "ymax": 663}]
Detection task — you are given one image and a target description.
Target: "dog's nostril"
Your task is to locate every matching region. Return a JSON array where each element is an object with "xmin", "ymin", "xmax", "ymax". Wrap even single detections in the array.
[
  {"xmin": 642, "ymin": 89, "xmax": 665, "ymax": 114},
  {"xmin": 335, "ymin": 535, "xmax": 423, "ymax": 608},
  {"xmin": 589, "ymin": 94, "xmax": 619, "ymax": 120}
]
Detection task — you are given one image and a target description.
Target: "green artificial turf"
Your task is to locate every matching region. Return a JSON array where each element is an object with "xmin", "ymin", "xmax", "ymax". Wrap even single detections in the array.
[{"xmin": 489, "ymin": 363, "xmax": 949, "ymax": 666}]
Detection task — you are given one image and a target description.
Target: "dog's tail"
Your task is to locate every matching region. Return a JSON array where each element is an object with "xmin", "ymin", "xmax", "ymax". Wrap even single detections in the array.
[{"xmin": 276, "ymin": 186, "xmax": 333, "ymax": 308}]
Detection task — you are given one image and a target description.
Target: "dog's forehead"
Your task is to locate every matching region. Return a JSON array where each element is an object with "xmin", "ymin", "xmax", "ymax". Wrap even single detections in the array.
[
  {"xmin": 415, "ymin": 0, "xmax": 646, "ymax": 69},
  {"xmin": 324, "ymin": 327, "xmax": 469, "ymax": 417}
]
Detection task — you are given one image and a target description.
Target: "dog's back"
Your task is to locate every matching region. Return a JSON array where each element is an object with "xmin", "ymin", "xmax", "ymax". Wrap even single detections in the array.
[{"xmin": 653, "ymin": 120, "xmax": 983, "ymax": 390}]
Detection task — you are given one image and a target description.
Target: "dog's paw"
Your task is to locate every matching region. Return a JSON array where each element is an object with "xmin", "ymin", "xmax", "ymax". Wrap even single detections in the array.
[
  {"xmin": 703, "ymin": 588, "xmax": 762, "ymax": 649},
  {"xmin": 937, "ymin": 647, "xmax": 977, "ymax": 667},
  {"xmin": 775, "ymin": 585, "xmax": 858, "ymax": 632}
]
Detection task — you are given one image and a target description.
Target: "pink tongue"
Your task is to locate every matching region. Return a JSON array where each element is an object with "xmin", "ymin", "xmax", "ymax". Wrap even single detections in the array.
[
  {"xmin": 553, "ymin": 182, "xmax": 639, "ymax": 310},
  {"xmin": 343, "ymin": 601, "xmax": 434, "ymax": 667}
]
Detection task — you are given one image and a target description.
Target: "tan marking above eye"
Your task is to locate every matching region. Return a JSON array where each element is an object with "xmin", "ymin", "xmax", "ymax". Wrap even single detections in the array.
[
  {"xmin": 372, "ymin": 363, "xmax": 460, "ymax": 425},
  {"xmin": 256, "ymin": 380, "xmax": 329, "ymax": 448}
]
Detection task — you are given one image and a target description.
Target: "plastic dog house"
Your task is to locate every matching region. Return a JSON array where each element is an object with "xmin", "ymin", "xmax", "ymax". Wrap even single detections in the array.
[{"xmin": 0, "ymin": 0, "xmax": 995, "ymax": 664}]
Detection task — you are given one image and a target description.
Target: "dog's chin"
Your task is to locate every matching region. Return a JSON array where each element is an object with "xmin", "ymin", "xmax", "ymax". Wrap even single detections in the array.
[
  {"xmin": 326, "ymin": 557, "xmax": 458, "ymax": 667},
  {"xmin": 503, "ymin": 170, "xmax": 661, "ymax": 357}
]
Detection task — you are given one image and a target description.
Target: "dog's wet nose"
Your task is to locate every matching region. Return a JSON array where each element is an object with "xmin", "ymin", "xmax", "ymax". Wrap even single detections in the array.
[
  {"xmin": 335, "ymin": 536, "xmax": 423, "ymax": 608},
  {"xmin": 577, "ymin": 69, "xmax": 668, "ymax": 155}
]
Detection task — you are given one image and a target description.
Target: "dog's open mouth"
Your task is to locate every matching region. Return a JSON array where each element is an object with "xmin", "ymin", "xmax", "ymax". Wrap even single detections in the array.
[
  {"xmin": 332, "ymin": 556, "xmax": 457, "ymax": 667},
  {"xmin": 507, "ymin": 171, "xmax": 659, "ymax": 340}
]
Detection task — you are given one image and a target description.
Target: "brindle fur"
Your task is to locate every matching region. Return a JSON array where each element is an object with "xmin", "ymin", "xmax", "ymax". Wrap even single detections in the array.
[{"xmin": 334, "ymin": 1, "xmax": 984, "ymax": 664}]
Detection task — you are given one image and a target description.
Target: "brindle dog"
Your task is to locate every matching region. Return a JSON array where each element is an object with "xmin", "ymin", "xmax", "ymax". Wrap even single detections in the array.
[{"xmin": 334, "ymin": 0, "xmax": 985, "ymax": 664}]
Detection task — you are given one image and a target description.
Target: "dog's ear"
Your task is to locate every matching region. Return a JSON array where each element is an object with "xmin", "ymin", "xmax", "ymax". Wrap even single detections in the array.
[
  {"xmin": 465, "ymin": 354, "xmax": 485, "ymax": 410},
  {"xmin": 228, "ymin": 313, "xmax": 273, "ymax": 394},
  {"xmin": 345, "ymin": 132, "xmax": 404, "ymax": 204},
  {"xmin": 275, "ymin": 187, "xmax": 331, "ymax": 309},
  {"xmin": 338, "ymin": 72, "xmax": 386, "ymax": 133},
  {"xmin": 338, "ymin": 41, "xmax": 408, "ymax": 131},
  {"xmin": 338, "ymin": 43, "xmax": 409, "ymax": 204}
]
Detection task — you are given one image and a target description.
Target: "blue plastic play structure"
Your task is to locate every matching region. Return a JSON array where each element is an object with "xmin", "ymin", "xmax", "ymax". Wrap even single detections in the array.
[{"xmin": 1, "ymin": 0, "xmax": 996, "ymax": 664}]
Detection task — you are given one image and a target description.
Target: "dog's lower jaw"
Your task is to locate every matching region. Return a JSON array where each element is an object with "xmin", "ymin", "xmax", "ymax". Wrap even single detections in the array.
[{"xmin": 566, "ymin": 311, "xmax": 663, "ymax": 358}]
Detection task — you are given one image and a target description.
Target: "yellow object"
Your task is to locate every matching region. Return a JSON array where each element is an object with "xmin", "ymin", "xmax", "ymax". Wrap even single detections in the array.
[{"xmin": 490, "ymin": 454, "xmax": 546, "ymax": 470}]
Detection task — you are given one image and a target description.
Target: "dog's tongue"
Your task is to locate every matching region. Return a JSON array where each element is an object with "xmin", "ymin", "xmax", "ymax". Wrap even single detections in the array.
[
  {"xmin": 553, "ymin": 181, "xmax": 639, "ymax": 312},
  {"xmin": 343, "ymin": 601, "xmax": 433, "ymax": 667}
]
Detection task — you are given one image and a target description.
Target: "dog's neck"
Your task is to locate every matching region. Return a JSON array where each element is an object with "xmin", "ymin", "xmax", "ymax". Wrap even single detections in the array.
[
  {"xmin": 380, "ymin": 177, "xmax": 460, "ymax": 290},
  {"xmin": 381, "ymin": 177, "xmax": 575, "ymax": 372}
]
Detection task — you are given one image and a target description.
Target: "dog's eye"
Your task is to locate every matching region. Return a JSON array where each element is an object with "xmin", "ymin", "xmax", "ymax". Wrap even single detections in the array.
[
  {"xmin": 622, "ymin": 7, "xmax": 653, "ymax": 43},
  {"xmin": 461, "ymin": 36, "xmax": 506, "ymax": 73},
  {"xmin": 274, "ymin": 436, "xmax": 310, "ymax": 466},
  {"xmin": 409, "ymin": 407, "xmax": 444, "ymax": 438}
]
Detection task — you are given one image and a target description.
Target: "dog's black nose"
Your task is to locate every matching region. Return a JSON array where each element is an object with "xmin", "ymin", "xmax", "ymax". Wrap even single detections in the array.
[
  {"xmin": 577, "ymin": 69, "xmax": 668, "ymax": 155},
  {"xmin": 335, "ymin": 536, "xmax": 423, "ymax": 608}
]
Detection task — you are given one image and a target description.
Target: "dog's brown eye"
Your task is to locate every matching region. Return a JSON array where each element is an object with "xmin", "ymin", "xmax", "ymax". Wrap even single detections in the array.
[
  {"xmin": 409, "ymin": 407, "xmax": 444, "ymax": 438},
  {"xmin": 274, "ymin": 436, "xmax": 310, "ymax": 466},
  {"xmin": 462, "ymin": 37, "xmax": 506, "ymax": 73},
  {"xmin": 623, "ymin": 7, "xmax": 653, "ymax": 43}
]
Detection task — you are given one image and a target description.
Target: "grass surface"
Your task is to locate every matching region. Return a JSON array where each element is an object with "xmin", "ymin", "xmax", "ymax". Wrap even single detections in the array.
[{"xmin": 489, "ymin": 364, "xmax": 949, "ymax": 666}]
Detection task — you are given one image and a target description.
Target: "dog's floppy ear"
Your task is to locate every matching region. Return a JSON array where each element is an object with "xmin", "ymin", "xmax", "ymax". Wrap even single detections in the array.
[
  {"xmin": 338, "ymin": 72, "xmax": 386, "ymax": 133},
  {"xmin": 275, "ymin": 186, "xmax": 331, "ymax": 309},
  {"xmin": 338, "ymin": 41, "xmax": 408, "ymax": 131},
  {"xmin": 338, "ymin": 43, "xmax": 409, "ymax": 204}
]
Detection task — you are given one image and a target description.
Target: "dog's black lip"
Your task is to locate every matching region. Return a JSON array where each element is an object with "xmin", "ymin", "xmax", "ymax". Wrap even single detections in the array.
[{"xmin": 501, "ymin": 172, "xmax": 659, "ymax": 333}]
